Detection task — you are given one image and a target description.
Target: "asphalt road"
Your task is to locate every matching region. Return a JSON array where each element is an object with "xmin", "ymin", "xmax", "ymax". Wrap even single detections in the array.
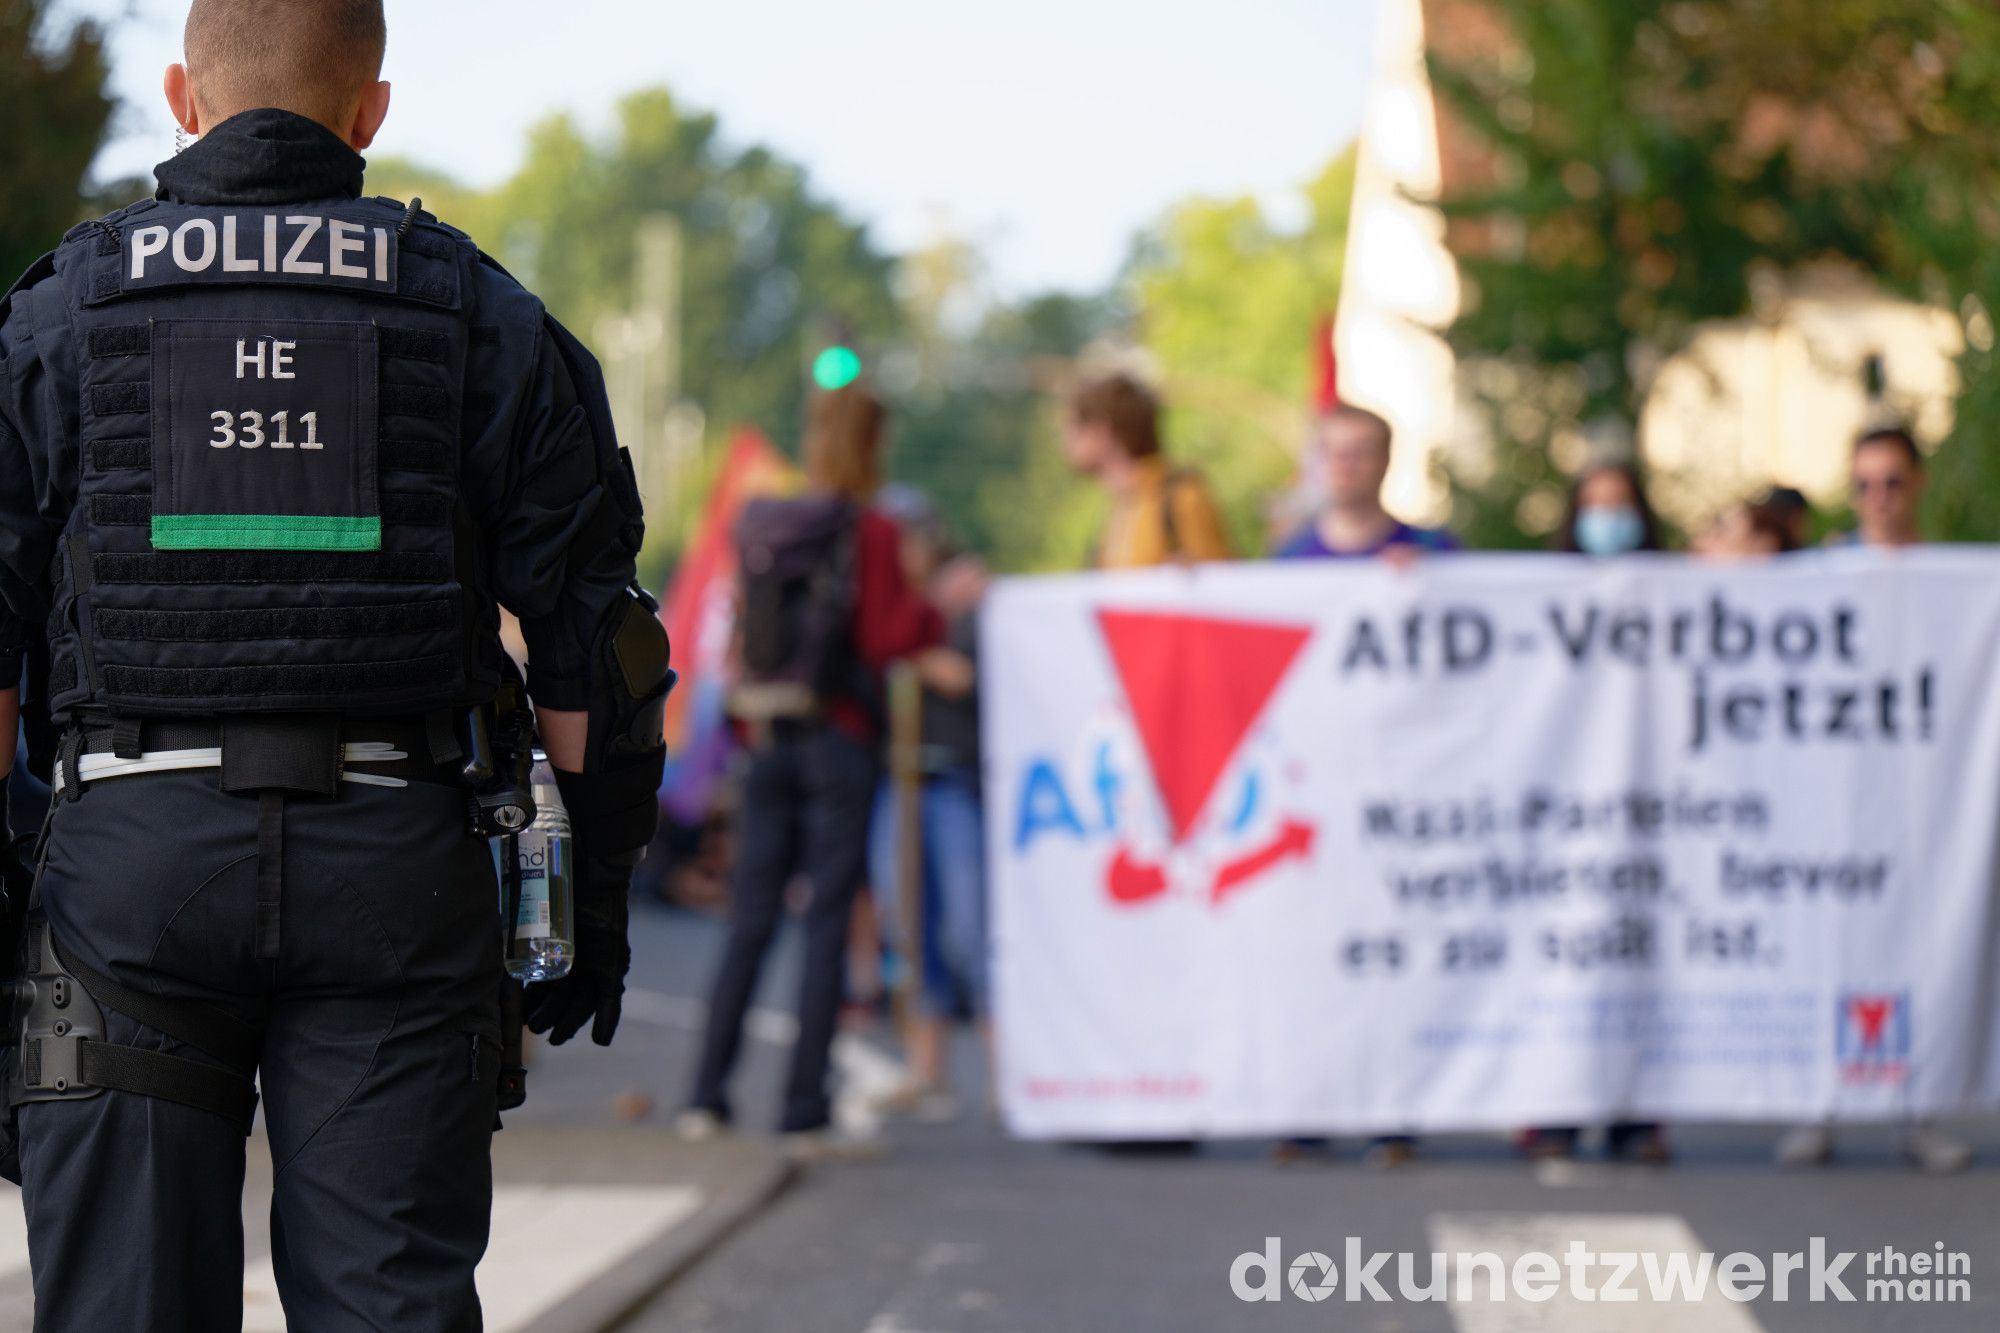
[{"xmin": 617, "ymin": 907, "xmax": 2000, "ymax": 1333}]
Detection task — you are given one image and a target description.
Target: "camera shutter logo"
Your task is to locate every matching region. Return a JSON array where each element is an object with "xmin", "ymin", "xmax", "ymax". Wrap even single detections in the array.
[{"xmin": 1287, "ymin": 1251, "xmax": 1337, "ymax": 1302}]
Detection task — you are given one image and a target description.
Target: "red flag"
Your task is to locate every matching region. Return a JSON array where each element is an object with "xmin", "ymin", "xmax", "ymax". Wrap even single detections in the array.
[{"xmin": 1312, "ymin": 314, "xmax": 1340, "ymax": 414}]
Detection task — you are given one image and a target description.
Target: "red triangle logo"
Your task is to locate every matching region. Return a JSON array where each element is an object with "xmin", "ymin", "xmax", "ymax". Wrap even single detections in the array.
[{"xmin": 1096, "ymin": 610, "xmax": 1312, "ymax": 842}]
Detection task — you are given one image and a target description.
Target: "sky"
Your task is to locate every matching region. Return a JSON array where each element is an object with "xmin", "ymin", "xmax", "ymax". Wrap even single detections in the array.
[{"xmin": 63, "ymin": 0, "xmax": 1381, "ymax": 296}]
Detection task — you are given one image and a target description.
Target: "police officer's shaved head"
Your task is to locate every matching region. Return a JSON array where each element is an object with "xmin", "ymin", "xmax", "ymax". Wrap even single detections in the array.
[{"xmin": 178, "ymin": 0, "xmax": 387, "ymax": 136}]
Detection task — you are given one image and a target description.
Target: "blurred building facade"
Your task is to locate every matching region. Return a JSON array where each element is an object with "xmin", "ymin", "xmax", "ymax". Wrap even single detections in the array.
[
  {"xmin": 1336, "ymin": 0, "xmax": 1962, "ymax": 530},
  {"xmin": 1333, "ymin": 0, "xmax": 1462, "ymax": 524}
]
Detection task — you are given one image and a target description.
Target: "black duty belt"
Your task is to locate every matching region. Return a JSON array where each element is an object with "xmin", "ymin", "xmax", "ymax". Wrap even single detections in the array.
[
  {"xmin": 55, "ymin": 713, "xmax": 475, "ymax": 962},
  {"xmin": 59, "ymin": 715, "xmax": 466, "ymax": 794}
]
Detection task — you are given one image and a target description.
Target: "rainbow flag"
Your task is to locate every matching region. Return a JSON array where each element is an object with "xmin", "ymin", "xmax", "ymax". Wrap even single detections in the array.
[{"xmin": 658, "ymin": 429, "xmax": 796, "ymax": 823}]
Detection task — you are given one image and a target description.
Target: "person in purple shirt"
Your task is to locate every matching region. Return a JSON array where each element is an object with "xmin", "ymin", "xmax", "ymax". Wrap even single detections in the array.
[
  {"xmin": 1274, "ymin": 406, "xmax": 1458, "ymax": 564},
  {"xmin": 1272, "ymin": 405, "xmax": 1454, "ymax": 1170}
]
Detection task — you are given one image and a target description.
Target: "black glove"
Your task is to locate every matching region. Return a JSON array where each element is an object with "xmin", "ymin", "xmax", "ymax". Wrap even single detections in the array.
[
  {"xmin": 521, "ymin": 623, "xmax": 667, "ymax": 1048},
  {"xmin": 523, "ymin": 852, "xmax": 633, "ymax": 1046}
]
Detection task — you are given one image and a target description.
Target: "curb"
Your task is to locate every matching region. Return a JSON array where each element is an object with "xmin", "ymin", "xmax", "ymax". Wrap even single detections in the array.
[{"xmin": 531, "ymin": 1147, "xmax": 799, "ymax": 1333}]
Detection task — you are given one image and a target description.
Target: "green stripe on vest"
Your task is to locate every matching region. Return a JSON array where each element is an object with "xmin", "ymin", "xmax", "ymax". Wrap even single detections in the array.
[{"xmin": 150, "ymin": 515, "xmax": 383, "ymax": 552}]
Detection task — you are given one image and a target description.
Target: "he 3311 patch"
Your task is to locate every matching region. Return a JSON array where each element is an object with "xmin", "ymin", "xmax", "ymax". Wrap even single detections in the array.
[{"xmin": 148, "ymin": 319, "xmax": 381, "ymax": 551}]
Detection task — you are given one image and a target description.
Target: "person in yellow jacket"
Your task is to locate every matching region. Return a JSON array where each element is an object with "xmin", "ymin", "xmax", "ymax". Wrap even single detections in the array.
[{"xmin": 1063, "ymin": 373, "xmax": 1233, "ymax": 569}]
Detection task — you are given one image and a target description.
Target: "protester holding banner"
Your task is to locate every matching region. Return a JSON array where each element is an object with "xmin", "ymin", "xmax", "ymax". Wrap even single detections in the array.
[
  {"xmin": 1555, "ymin": 459, "xmax": 1667, "ymax": 557},
  {"xmin": 680, "ymin": 383, "xmax": 957, "ymax": 1159},
  {"xmin": 1694, "ymin": 496, "xmax": 1799, "ymax": 559},
  {"xmin": 1756, "ymin": 485, "xmax": 1815, "ymax": 551},
  {"xmin": 1525, "ymin": 459, "xmax": 1675, "ymax": 1163},
  {"xmin": 1770, "ymin": 425, "xmax": 1971, "ymax": 1174},
  {"xmin": 1835, "ymin": 425, "xmax": 1927, "ymax": 549},
  {"xmin": 1273, "ymin": 402, "xmax": 1458, "ymax": 1168},
  {"xmin": 1066, "ymin": 373, "xmax": 1234, "ymax": 569}
]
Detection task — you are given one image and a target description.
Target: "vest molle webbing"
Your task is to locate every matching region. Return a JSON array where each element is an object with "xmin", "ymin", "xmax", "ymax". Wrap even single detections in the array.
[{"xmin": 46, "ymin": 197, "xmax": 495, "ymax": 718}]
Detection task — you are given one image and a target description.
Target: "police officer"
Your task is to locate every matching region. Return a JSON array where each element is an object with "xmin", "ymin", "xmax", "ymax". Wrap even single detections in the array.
[{"xmin": 0, "ymin": 2, "xmax": 671, "ymax": 1328}]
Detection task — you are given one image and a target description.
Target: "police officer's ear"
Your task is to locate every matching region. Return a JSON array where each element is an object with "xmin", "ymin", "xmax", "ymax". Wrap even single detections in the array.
[
  {"xmin": 160, "ymin": 63, "xmax": 390, "ymax": 152},
  {"xmin": 347, "ymin": 80, "xmax": 392, "ymax": 151},
  {"xmin": 164, "ymin": 62, "xmax": 202, "ymax": 137}
]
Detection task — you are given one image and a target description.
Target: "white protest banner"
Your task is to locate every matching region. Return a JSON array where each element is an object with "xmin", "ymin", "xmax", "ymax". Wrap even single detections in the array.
[{"xmin": 983, "ymin": 551, "xmax": 2000, "ymax": 1139}]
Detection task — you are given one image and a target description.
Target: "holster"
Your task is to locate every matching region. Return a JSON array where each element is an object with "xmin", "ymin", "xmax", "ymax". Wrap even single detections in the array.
[{"xmin": 0, "ymin": 916, "xmax": 262, "ymax": 1186}]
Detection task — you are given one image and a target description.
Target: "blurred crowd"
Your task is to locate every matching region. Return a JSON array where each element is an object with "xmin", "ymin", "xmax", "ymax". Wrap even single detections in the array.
[{"xmin": 665, "ymin": 369, "xmax": 1966, "ymax": 1172}]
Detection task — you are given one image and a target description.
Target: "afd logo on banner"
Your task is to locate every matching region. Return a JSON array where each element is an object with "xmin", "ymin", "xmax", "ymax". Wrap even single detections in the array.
[
  {"xmin": 1837, "ymin": 991, "xmax": 1911, "ymax": 1084},
  {"xmin": 1011, "ymin": 610, "xmax": 1318, "ymax": 909}
]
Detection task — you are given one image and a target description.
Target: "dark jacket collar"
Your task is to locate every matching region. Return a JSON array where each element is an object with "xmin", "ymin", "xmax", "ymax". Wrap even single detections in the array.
[{"xmin": 154, "ymin": 109, "xmax": 366, "ymax": 206}]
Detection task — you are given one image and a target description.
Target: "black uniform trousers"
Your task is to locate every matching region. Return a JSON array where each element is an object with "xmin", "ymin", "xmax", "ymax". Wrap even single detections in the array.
[
  {"xmin": 18, "ymin": 768, "xmax": 502, "ymax": 1332},
  {"xmin": 690, "ymin": 724, "xmax": 878, "ymax": 1133}
]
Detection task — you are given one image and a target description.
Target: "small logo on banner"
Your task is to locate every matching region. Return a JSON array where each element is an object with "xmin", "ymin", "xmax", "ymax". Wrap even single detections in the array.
[{"xmin": 1837, "ymin": 991, "xmax": 1910, "ymax": 1084}]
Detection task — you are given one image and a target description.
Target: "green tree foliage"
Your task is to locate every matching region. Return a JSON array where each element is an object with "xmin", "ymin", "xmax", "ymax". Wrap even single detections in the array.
[
  {"xmin": 1138, "ymin": 151, "xmax": 1355, "ymax": 411},
  {"xmin": 366, "ymin": 156, "xmax": 499, "ymax": 242},
  {"xmin": 1429, "ymin": 0, "xmax": 2000, "ymax": 543},
  {"xmin": 894, "ymin": 289, "xmax": 1122, "ymax": 573},
  {"xmin": 488, "ymin": 92, "xmax": 899, "ymax": 455},
  {"xmin": 1128, "ymin": 149, "xmax": 1358, "ymax": 555},
  {"xmin": 365, "ymin": 97, "xmax": 1365, "ymax": 574},
  {"xmin": 0, "ymin": 0, "xmax": 115, "ymax": 284},
  {"xmin": 1880, "ymin": 3, "xmax": 2000, "ymax": 539},
  {"xmin": 947, "ymin": 148, "xmax": 1357, "ymax": 570},
  {"xmin": 378, "ymin": 91, "xmax": 899, "ymax": 465},
  {"xmin": 374, "ymin": 96, "xmax": 1362, "ymax": 574}
]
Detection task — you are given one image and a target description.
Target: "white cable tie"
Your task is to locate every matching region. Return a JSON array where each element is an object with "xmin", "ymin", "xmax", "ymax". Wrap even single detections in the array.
[
  {"xmin": 75, "ymin": 751, "xmax": 224, "ymax": 782},
  {"xmin": 342, "ymin": 750, "xmax": 409, "ymax": 764},
  {"xmin": 81, "ymin": 746, "xmax": 221, "ymax": 771},
  {"xmin": 58, "ymin": 755, "xmax": 211, "ymax": 795},
  {"xmin": 342, "ymin": 772, "xmax": 410, "ymax": 789}
]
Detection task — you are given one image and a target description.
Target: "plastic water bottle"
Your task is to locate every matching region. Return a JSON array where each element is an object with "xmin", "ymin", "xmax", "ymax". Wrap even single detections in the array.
[{"xmin": 494, "ymin": 752, "xmax": 574, "ymax": 982}]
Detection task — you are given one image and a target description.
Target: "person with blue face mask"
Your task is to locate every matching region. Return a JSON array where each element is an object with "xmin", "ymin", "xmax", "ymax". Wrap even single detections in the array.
[
  {"xmin": 1525, "ymin": 458, "xmax": 1672, "ymax": 1165},
  {"xmin": 1558, "ymin": 461, "xmax": 1662, "ymax": 558}
]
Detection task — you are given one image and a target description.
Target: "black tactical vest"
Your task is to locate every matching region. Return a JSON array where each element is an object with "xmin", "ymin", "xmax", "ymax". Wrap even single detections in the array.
[{"xmin": 42, "ymin": 196, "xmax": 498, "ymax": 719}]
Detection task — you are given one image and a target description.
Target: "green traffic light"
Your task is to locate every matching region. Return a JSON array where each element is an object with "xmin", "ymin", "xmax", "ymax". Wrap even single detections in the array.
[{"xmin": 813, "ymin": 345, "xmax": 863, "ymax": 391}]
